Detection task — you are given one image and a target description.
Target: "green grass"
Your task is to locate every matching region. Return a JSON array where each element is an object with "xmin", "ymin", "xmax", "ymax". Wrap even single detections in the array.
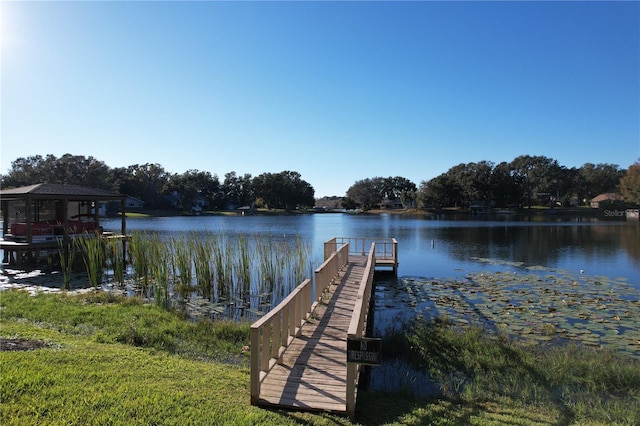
[
  {"xmin": 383, "ymin": 318, "xmax": 640, "ymax": 425},
  {"xmin": 2, "ymin": 290, "xmax": 639, "ymax": 425}
]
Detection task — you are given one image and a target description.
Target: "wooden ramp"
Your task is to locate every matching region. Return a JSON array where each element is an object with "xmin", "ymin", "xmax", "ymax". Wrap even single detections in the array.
[
  {"xmin": 251, "ymin": 238, "xmax": 396, "ymax": 419},
  {"xmin": 256, "ymin": 256, "xmax": 367, "ymax": 413}
]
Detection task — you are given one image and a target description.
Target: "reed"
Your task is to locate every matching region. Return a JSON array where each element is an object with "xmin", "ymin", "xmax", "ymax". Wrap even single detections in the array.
[
  {"xmin": 211, "ymin": 232, "xmax": 231, "ymax": 302},
  {"xmin": 128, "ymin": 231, "xmax": 152, "ymax": 294},
  {"xmin": 114, "ymin": 230, "xmax": 313, "ymax": 318},
  {"xmin": 236, "ymin": 233, "xmax": 252, "ymax": 303},
  {"xmin": 76, "ymin": 233, "xmax": 105, "ymax": 289},
  {"xmin": 171, "ymin": 235, "xmax": 193, "ymax": 307},
  {"xmin": 291, "ymin": 235, "xmax": 312, "ymax": 294},
  {"xmin": 256, "ymin": 235, "xmax": 279, "ymax": 298},
  {"xmin": 106, "ymin": 238, "xmax": 125, "ymax": 284},
  {"xmin": 149, "ymin": 237, "xmax": 171, "ymax": 309},
  {"xmin": 385, "ymin": 318, "xmax": 640, "ymax": 424},
  {"xmin": 192, "ymin": 231, "xmax": 214, "ymax": 300},
  {"xmin": 57, "ymin": 238, "xmax": 75, "ymax": 290}
]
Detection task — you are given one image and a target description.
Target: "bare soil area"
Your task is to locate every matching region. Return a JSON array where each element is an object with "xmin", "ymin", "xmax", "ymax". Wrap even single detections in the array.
[{"xmin": 0, "ymin": 337, "xmax": 49, "ymax": 351}]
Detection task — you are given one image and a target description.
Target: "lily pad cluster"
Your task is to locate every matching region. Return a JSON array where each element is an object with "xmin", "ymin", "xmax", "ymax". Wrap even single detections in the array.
[{"xmin": 378, "ymin": 259, "xmax": 640, "ymax": 359}]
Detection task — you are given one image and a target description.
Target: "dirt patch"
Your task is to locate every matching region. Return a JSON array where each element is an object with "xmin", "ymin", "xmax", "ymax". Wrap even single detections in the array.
[{"xmin": 0, "ymin": 337, "xmax": 49, "ymax": 351}]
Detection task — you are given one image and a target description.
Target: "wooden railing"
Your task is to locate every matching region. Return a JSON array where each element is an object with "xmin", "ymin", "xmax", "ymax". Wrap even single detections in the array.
[
  {"xmin": 315, "ymin": 241, "xmax": 350, "ymax": 304},
  {"xmin": 250, "ymin": 242, "xmax": 349, "ymax": 405},
  {"xmin": 333, "ymin": 237, "xmax": 397, "ymax": 261},
  {"xmin": 345, "ymin": 243, "xmax": 376, "ymax": 420}
]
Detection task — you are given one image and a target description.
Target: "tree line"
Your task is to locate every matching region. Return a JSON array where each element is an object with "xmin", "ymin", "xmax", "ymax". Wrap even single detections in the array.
[
  {"xmin": 1, "ymin": 154, "xmax": 315, "ymax": 211},
  {"xmin": 416, "ymin": 155, "xmax": 638, "ymax": 209},
  {"xmin": 2, "ymin": 153, "xmax": 638, "ymax": 212},
  {"xmin": 344, "ymin": 155, "xmax": 638, "ymax": 210}
]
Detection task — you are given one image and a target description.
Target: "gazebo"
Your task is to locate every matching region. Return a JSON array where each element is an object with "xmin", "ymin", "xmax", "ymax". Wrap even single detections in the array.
[{"xmin": 1, "ymin": 183, "xmax": 127, "ymax": 264}]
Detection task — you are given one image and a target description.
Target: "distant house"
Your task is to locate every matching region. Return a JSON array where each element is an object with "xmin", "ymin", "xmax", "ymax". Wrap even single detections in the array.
[
  {"xmin": 237, "ymin": 205, "xmax": 254, "ymax": 216},
  {"xmin": 162, "ymin": 191, "xmax": 208, "ymax": 213},
  {"xmin": 377, "ymin": 198, "xmax": 404, "ymax": 209},
  {"xmin": 590, "ymin": 193, "xmax": 624, "ymax": 208},
  {"xmin": 98, "ymin": 196, "xmax": 143, "ymax": 216},
  {"xmin": 125, "ymin": 196, "xmax": 144, "ymax": 209}
]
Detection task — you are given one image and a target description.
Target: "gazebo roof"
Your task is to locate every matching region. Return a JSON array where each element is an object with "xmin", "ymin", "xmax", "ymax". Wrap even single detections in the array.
[{"xmin": 1, "ymin": 183, "xmax": 125, "ymax": 201}]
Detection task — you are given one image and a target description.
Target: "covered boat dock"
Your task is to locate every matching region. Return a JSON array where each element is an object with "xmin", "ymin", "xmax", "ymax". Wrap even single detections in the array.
[{"xmin": 1, "ymin": 184, "xmax": 126, "ymax": 264}]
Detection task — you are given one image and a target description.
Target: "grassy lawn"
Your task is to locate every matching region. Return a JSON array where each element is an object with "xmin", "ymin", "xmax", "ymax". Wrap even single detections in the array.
[{"xmin": 2, "ymin": 290, "xmax": 638, "ymax": 425}]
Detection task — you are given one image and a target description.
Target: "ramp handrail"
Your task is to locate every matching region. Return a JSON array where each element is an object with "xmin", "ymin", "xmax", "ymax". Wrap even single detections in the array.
[
  {"xmin": 334, "ymin": 237, "xmax": 397, "ymax": 261},
  {"xmin": 250, "ymin": 242, "xmax": 349, "ymax": 405},
  {"xmin": 345, "ymin": 242, "xmax": 376, "ymax": 420},
  {"xmin": 315, "ymin": 241, "xmax": 350, "ymax": 303}
]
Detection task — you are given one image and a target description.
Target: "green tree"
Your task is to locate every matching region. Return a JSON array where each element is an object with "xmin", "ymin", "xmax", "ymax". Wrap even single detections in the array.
[
  {"xmin": 1, "ymin": 155, "xmax": 50, "ymax": 187},
  {"xmin": 222, "ymin": 171, "xmax": 253, "ymax": 208},
  {"xmin": 251, "ymin": 171, "xmax": 314, "ymax": 210},
  {"xmin": 346, "ymin": 178, "xmax": 381, "ymax": 210},
  {"xmin": 489, "ymin": 161, "xmax": 519, "ymax": 208},
  {"xmin": 417, "ymin": 173, "xmax": 462, "ymax": 209},
  {"xmin": 575, "ymin": 163, "xmax": 626, "ymax": 204},
  {"xmin": 384, "ymin": 176, "xmax": 417, "ymax": 207},
  {"xmin": 166, "ymin": 170, "xmax": 220, "ymax": 213},
  {"xmin": 509, "ymin": 155, "xmax": 562, "ymax": 208},
  {"xmin": 52, "ymin": 154, "xmax": 114, "ymax": 190},
  {"xmin": 620, "ymin": 160, "xmax": 640, "ymax": 205},
  {"xmin": 114, "ymin": 163, "xmax": 170, "ymax": 208},
  {"xmin": 1, "ymin": 154, "xmax": 114, "ymax": 190}
]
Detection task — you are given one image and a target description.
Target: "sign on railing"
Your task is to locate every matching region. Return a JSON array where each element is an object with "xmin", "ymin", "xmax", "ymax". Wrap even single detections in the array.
[{"xmin": 347, "ymin": 337, "xmax": 382, "ymax": 365}]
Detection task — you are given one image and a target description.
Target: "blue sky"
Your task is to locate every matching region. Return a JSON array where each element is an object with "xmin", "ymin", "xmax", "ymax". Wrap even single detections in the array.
[{"xmin": 2, "ymin": 1, "xmax": 639, "ymax": 197}]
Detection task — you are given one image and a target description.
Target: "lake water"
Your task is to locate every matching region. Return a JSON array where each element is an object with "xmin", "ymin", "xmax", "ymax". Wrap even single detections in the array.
[{"xmin": 101, "ymin": 213, "xmax": 640, "ymax": 285}]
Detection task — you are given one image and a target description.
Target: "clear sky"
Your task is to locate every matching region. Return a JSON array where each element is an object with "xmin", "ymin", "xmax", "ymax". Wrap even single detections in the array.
[{"xmin": 2, "ymin": 1, "xmax": 639, "ymax": 198}]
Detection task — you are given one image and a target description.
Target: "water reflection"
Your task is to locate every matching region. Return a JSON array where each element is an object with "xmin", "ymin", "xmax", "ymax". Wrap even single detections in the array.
[{"xmin": 100, "ymin": 214, "xmax": 639, "ymax": 284}]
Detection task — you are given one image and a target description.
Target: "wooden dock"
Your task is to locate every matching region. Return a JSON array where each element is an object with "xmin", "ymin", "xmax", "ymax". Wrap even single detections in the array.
[
  {"xmin": 257, "ymin": 256, "xmax": 366, "ymax": 412},
  {"xmin": 250, "ymin": 238, "xmax": 397, "ymax": 420}
]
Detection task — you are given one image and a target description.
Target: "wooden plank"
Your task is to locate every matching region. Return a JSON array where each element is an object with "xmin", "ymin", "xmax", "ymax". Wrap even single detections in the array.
[{"xmin": 256, "ymin": 256, "xmax": 368, "ymax": 414}]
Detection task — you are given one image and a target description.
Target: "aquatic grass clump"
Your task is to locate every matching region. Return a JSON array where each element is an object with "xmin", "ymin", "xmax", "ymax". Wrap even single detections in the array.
[
  {"xmin": 127, "ymin": 231, "xmax": 154, "ymax": 295},
  {"xmin": 57, "ymin": 238, "xmax": 76, "ymax": 290},
  {"xmin": 149, "ymin": 238, "xmax": 171, "ymax": 309},
  {"xmin": 253, "ymin": 234, "xmax": 313, "ymax": 305},
  {"xmin": 235, "ymin": 233, "xmax": 253, "ymax": 303},
  {"xmin": 76, "ymin": 233, "xmax": 105, "ymax": 289},
  {"xmin": 105, "ymin": 237, "xmax": 125, "ymax": 284},
  {"xmin": 118, "ymin": 230, "xmax": 315, "ymax": 319},
  {"xmin": 192, "ymin": 231, "xmax": 215, "ymax": 300},
  {"xmin": 211, "ymin": 232, "xmax": 232, "ymax": 301},
  {"xmin": 171, "ymin": 235, "xmax": 193, "ymax": 307},
  {"xmin": 396, "ymin": 318, "xmax": 640, "ymax": 424}
]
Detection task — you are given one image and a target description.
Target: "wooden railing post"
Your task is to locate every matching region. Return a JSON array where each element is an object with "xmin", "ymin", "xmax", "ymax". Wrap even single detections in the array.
[
  {"xmin": 250, "ymin": 326, "xmax": 261, "ymax": 404},
  {"xmin": 272, "ymin": 311, "xmax": 281, "ymax": 360},
  {"xmin": 346, "ymin": 361, "xmax": 357, "ymax": 420},
  {"xmin": 392, "ymin": 238, "xmax": 398, "ymax": 275}
]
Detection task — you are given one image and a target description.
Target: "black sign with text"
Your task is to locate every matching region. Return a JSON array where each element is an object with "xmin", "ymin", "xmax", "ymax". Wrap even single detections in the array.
[{"xmin": 347, "ymin": 337, "xmax": 382, "ymax": 366}]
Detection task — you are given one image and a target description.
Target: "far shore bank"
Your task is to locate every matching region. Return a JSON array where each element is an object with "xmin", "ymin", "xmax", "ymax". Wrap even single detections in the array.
[{"xmin": 120, "ymin": 205, "xmax": 632, "ymax": 220}]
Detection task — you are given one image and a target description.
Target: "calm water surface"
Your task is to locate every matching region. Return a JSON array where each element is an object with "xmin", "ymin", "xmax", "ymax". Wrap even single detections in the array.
[{"xmin": 102, "ymin": 213, "xmax": 640, "ymax": 285}]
